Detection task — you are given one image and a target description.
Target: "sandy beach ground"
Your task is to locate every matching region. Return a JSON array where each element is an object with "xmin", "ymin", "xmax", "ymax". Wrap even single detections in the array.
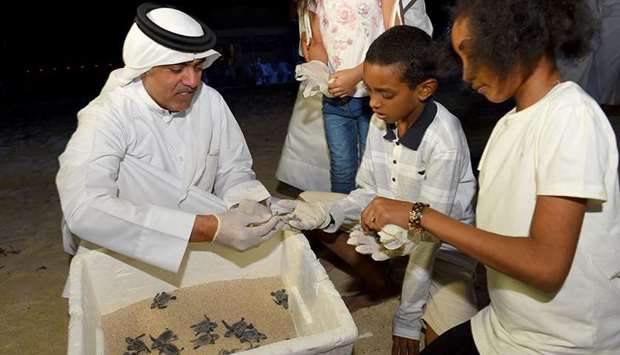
[{"xmin": 1, "ymin": 81, "xmax": 618, "ymax": 354}]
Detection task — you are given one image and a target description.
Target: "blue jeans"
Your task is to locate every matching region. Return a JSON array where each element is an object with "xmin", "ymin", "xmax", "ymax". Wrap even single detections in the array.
[{"xmin": 322, "ymin": 96, "xmax": 372, "ymax": 193}]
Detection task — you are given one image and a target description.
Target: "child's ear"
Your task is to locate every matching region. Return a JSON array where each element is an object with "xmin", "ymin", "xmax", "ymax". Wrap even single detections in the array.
[{"xmin": 416, "ymin": 78, "xmax": 438, "ymax": 101}]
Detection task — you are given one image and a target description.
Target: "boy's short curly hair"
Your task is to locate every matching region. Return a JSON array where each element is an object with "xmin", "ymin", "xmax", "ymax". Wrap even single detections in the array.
[
  {"xmin": 454, "ymin": 0, "xmax": 597, "ymax": 78},
  {"xmin": 365, "ymin": 25, "xmax": 457, "ymax": 89}
]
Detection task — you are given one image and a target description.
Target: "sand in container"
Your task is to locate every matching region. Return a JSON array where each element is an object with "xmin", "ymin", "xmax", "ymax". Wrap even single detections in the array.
[{"xmin": 102, "ymin": 276, "xmax": 296, "ymax": 354}]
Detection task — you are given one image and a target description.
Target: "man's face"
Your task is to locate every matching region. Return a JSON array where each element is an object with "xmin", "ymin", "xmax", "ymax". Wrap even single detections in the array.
[
  {"xmin": 142, "ymin": 59, "xmax": 205, "ymax": 112},
  {"xmin": 363, "ymin": 62, "xmax": 423, "ymax": 125}
]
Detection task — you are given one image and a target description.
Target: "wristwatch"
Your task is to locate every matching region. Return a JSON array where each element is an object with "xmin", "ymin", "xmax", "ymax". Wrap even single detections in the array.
[{"xmin": 407, "ymin": 202, "xmax": 429, "ymax": 231}]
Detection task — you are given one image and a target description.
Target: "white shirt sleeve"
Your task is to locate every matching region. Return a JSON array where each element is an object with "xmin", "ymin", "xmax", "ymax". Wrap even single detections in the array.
[
  {"xmin": 325, "ymin": 135, "xmax": 378, "ymax": 232},
  {"xmin": 57, "ymin": 109, "xmax": 195, "ymax": 273},
  {"xmin": 393, "ymin": 241, "xmax": 439, "ymax": 340},
  {"xmin": 536, "ymin": 103, "xmax": 608, "ymax": 201}
]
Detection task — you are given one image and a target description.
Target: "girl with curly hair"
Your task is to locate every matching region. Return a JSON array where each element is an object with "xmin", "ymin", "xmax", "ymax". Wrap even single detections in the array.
[{"xmin": 360, "ymin": 0, "xmax": 620, "ymax": 353}]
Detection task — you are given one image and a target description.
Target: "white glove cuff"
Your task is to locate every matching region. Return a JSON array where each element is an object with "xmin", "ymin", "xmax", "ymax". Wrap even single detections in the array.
[{"xmin": 212, "ymin": 214, "xmax": 222, "ymax": 242}]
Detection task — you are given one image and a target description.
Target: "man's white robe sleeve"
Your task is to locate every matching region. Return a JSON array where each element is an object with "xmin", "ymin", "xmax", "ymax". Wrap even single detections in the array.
[
  {"xmin": 210, "ymin": 94, "xmax": 270, "ymax": 207},
  {"xmin": 57, "ymin": 109, "xmax": 195, "ymax": 272}
]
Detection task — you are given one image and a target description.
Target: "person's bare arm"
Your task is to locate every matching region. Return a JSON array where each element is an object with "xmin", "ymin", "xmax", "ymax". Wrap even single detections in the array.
[
  {"xmin": 362, "ymin": 195, "xmax": 585, "ymax": 292},
  {"xmin": 189, "ymin": 215, "xmax": 218, "ymax": 242},
  {"xmin": 420, "ymin": 195, "xmax": 586, "ymax": 293},
  {"xmin": 382, "ymin": 0, "xmax": 401, "ymax": 29},
  {"xmin": 304, "ymin": 12, "xmax": 328, "ymax": 64},
  {"xmin": 300, "ymin": 32, "xmax": 311, "ymax": 62}
]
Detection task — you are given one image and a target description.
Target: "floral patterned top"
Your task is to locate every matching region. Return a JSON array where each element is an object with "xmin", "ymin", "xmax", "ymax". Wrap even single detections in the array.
[{"xmin": 310, "ymin": 0, "xmax": 385, "ymax": 97}]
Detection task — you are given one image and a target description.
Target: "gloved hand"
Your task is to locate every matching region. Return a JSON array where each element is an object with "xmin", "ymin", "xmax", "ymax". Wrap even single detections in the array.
[
  {"xmin": 269, "ymin": 197, "xmax": 296, "ymax": 216},
  {"xmin": 236, "ymin": 199, "xmax": 272, "ymax": 219},
  {"xmin": 277, "ymin": 200, "xmax": 331, "ymax": 230},
  {"xmin": 213, "ymin": 199, "xmax": 281, "ymax": 251},
  {"xmin": 378, "ymin": 224, "xmax": 416, "ymax": 253},
  {"xmin": 347, "ymin": 224, "xmax": 417, "ymax": 261},
  {"xmin": 347, "ymin": 227, "xmax": 390, "ymax": 261},
  {"xmin": 295, "ymin": 60, "xmax": 333, "ymax": 98},
  {"xmin": 250, "ymin": 197, "xmax": 296, "ymax": 234}
]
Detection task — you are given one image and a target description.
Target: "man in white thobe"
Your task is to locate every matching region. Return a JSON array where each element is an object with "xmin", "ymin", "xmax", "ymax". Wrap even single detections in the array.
[{"xmin": 57, "ymin": 4, "xmax": 280, "ymax": 273}]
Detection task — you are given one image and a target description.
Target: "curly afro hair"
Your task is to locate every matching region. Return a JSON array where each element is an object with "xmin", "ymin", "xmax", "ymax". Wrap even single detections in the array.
[
  {"xmin": 365, "ymin": 25, "xmax": 457, "ymax": 89},
  {"xmin": 453, "ymin": 0, "xmax": 597, "ymax": 78}
]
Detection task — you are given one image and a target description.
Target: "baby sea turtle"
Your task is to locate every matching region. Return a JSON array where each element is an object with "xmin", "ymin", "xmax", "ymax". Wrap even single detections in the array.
[
  {"xmin": 158, "ymin": 342, "xmax": 183, "ymax": 355},
  {"xmin": 150, "ymin": 291, "xmax": 177, "ymax": 309},
  {"xmin": 270, "ymin": 289, "xmax": 289, "ymax": 309},
  {"xmin": 190, "ymin": 314, "xmax": 218, "ymax": 335},
  {"xmin": 190, "ymin": 332, "xmax": 220, "ymax": 349},
  {"xmin": 123, "ymin": 333, "xmax": 151, "ymax": 354},
  {"xmin": 150, "ymin": 329, "xmax": 178, "ymax": 350},
  {"xmin": 239, "ymin": 324, "xmax": 267, "ymax": 345},
  {"xmin": 222, "ymin": 318, "xmax": 250, "ymax": 338}
]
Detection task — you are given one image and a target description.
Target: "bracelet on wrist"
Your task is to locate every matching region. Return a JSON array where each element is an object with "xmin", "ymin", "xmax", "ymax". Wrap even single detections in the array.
[{"xmin": 407, "ymin": 202, "xmax": 429, "ymax": 231}]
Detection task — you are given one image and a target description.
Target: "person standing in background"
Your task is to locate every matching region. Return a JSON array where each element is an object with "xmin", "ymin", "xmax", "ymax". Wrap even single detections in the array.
[
  {"xmin": 559, "ymin": 0, "xmax": 620, "ymax": 115},
  {"xmin": 399, "ymin": 0, "xmax": 433, "ymax": 37},
  {"xmin": 276, "ymin": 0, "xmax": 332, "ymax": 192},
  {"xmin": 302, "ymin": 0, "xmax": 400, "ymax": 194}
]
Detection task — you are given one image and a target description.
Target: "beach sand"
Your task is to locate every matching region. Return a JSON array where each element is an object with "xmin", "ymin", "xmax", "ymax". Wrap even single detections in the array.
[{"xmin": 103, "ymin": 277, "xmax": 295, "ymax": 355}]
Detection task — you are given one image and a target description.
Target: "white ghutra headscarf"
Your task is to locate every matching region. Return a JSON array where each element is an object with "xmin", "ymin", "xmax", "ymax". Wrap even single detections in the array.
[{"xmin": 101, "ymin": 5, "xmax": 221, "ymax": 94}]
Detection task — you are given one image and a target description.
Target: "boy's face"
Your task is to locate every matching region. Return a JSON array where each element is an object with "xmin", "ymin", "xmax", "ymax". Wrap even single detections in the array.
[{"xmin": 363, "ymin": 62, "xmax": 431, "ymax": 125}]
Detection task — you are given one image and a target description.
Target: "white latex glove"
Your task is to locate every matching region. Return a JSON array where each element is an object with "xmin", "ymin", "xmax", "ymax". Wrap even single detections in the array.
[
  {"xmin": 348, "ymin": 224, "xmax": 419, "ymax": 261},
  {"xmin": 213, "ymin": 200, "xmax": 281, "ymax": 251},
  {"xmin": 270, "ymin": 198, "xmax": 297, "ymax": 217},
  {"xmin": 295, "ymin": 60, "xmax": 334, "ymax": 98},
  {"xmin": 241, "ymin": 197, "xmax": 292, "ymax": 237},
  {"xmin": 236, "ymin": 199, "xmax": 272, "ymax": 219},
  {"xmin": 378, "ymin": 224, "xmax": 415, "ymax": 252},
  {"xmin": 347, "ymin": 227, "xmax": 390, "ymax": 261},
  {"xmin": 278, "ymin": 200, "xmax": 331, "ymax": 230}
]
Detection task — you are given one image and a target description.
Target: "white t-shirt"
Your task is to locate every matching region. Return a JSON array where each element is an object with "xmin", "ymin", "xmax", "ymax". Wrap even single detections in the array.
[{"xmin": 472, "ymin": 81, "xmax": 620, "ymax": 354}]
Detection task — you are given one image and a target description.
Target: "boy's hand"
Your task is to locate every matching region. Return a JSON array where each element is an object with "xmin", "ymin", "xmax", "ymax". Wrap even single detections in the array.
[
  {"xmin": 347, "ymin": 228, "xmax": 391, "ymax": 261},
  {"xmin": 279, "ymin": 200, "xmax": 331, "ymax": 230},
  {"xmin": 328, "ymin": 66, "xmax": 363, "ymax": 97}
]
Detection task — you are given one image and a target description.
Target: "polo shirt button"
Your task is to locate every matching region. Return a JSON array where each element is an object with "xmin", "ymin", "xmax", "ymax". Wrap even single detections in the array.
[
  {"xmin": 392, "ymin": 177, "xmax": 396, "ymax": 182},
  {"xmin": 393, "ymin": 160, "xmax": 397, "ymax": 164},
  {"xmin": 395, "ymin": 141, "xmax": 400, "ymax": 146}
]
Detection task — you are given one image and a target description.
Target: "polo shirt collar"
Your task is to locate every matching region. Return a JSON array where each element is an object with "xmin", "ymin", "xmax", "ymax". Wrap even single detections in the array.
[{"xmin": 383, "ymin": 100, "xmax": 437, "ymax": 150}]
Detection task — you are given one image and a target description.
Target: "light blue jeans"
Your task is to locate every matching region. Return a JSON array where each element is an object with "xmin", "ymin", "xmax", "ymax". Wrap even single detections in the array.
[{"xmin": 322, "ymin": 96, "xmax": 372, "ymax": 193}]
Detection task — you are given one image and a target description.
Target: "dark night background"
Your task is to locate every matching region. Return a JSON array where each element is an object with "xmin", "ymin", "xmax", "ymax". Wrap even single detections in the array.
[
  {"xmin": 0, "ymin": 1, "xmax": 455, "ymax": 102},
  {"xmin": 1, "ymin": 2, "xmax": 299, "ymax": 101}
]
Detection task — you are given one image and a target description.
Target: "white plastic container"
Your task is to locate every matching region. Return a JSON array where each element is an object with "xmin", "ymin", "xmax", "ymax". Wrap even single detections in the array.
[{"xmin": 66, "ymin": 231, "xmax": 358, "ymax": 355}]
